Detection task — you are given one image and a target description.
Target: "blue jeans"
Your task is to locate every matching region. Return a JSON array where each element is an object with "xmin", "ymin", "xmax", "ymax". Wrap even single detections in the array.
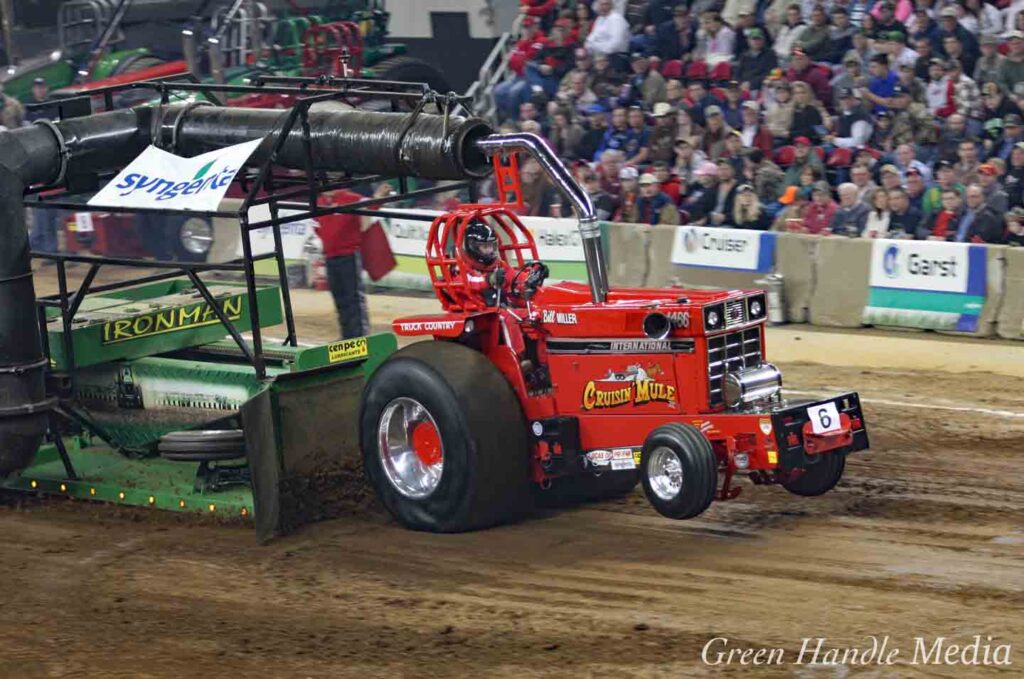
[
  {"xmin": 29, "ymin": 208, "xmax": 59, "ymax": 253},
  {"xmin": 326, "ymin": 253, "xmax": 370, "ymax": 340},
  {"xmin": 494, "ymin": 77, "xmax": 532, "ymax": 123}
]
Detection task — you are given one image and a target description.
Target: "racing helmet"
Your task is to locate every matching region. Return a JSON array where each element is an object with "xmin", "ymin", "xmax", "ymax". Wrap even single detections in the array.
[{"xmin": 463, "ymin": 219, "xmax": 499, "ymax": 268}]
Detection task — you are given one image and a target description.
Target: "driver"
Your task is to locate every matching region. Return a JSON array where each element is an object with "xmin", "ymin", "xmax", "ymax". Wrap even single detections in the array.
[{"xmin": 460, "ymin": 219, "xmax": 512, "ymax": 307}]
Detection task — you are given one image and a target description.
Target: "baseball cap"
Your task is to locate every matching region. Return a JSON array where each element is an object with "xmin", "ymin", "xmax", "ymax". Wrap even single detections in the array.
[
  {"xmin": 892, "ymin": 84, "xmax": 908, "ymax": 96},
  {"xmin": 981, "ymin": 34, "xmax": 999, "ymax": 46},
  {"xmin": 747, "ymin": 27, "xmax": 765, "ymax": 39},
  {"xmin": 742, "ymin": 100, "xmax": 760, "ymax": 110},
  {"xmin": 672, "ymin": 5, "xmax": 687, "ymax": 15},
  {"xmin": 983, "ymin": 82, "xmax": 1001, "ymax": 96},
  {"xmin": 1010, "ymin": 206, "xmax": 1024, "ymax": 218},
  {"xmin": 1015, "ymin": 140, "xmax": 1024, "ymax": 151},
  {"xmin": 1007, "ymin": 113, "xmax": 1023, "ymax": 127},
  {"xmin": 844, "ymin": 51, "xmax": 861, "ymax": 65},
  {"xmin": 794, "ymin": 136, "xmax": 811, "ymax": 145},
  {"xmin": 638, "ymin": 173, "xmax": 659, "ymax": 185},
  {"xmin": 838, "ymin": 87, "xmax": 855, "ymax": 98},
  {"xmin": 936, "ymin": 159, "xmax": 954, "ymax": 170},
  {"xmin": 940, "ymin": 6, "xmax": 958, "ymax": 18},
  {"xmin": 791, "ymin": 46, "xmax": 807, "ymax": 57},
  {"xmin": 619, "ymin": 166, "xmax": 639, "ymax": 180},
  {"xmin": 696, "ymin": 161, "xmax": 719, "ymax": 177},
  {"xmin": 705, "ymin": 104, "xmax": 722, "ymax": 117},
  {"xmin": 584, "ymin": 103, "xmax": 606, "ymax": 115},
  {"xmin": 1007, "ymin": 30, "xmax": 1024, "ymax": 41},
  {"xmin": 812, "ymin": 180, "xmax": 830, "ymax": 194},
  {"xmin": 727, "ymin": 80, "xmax": 740, "ymax": 90},
  {"xmin": 778, "ymin": 185, "xmax": 800, "ymax": 205},
  {"xmin": 652, "ymin": 101, "xmax": 674, "ymax": 117},
  {"xmin": 631, "ymin": 52, "xmax": 647, "ymax": 61},
  {"xmin": 32, "ymin": 77, "xmax": 45, "ymax": 86},
  {"xmin": 929, "ymin": 57, "xmax": 945, "ymax": 67},
  {"xmin": 880, "ymin": 164, "xmax": 899, "ymax": 175},
  {"xmin": 737, "ymin": 183, "xmax": 754, "ymax": 193},
  {"xmin": 906, "ymin": 167, "xmax": 922, "ymax": 177},
  {"xmin": 888, "ymin": 31, "xmax": 905, "ymax": 43},
  {"xmin": 946, "ymin": 59, "xmax": 963, "ymax": 71},
  {"xmin": 979, "ymin": 163, "xmax": 998, "ymax": 176}
]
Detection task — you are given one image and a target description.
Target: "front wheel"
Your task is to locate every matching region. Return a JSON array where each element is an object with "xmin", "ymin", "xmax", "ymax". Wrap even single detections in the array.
[
  {"xmin": 360, "ymin": 341, "xmax": 530, "ymax": 532},
  {"xmin": 640, "ymin": 424, "xmax": 718, "ymax": 519},
  {"xmin": 781, "ymin": 451, "xmax": 846, "ymax": 496}
]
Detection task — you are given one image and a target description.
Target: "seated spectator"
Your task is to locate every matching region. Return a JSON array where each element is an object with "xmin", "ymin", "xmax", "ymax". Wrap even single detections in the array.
[
  {"xmin": 701, "ymin": 106, "xmax": 733, "ymax": 160},
  {"xmin": 653, "ymin": 161, "xmax": 682, "ymax": 203},
  {"xmin": 936, "ymin": 114, "xmax": 969, "ymax": 162},
  {"xmin": 850, "ymin": 162, "xmax": 879, "ymax": 205},
  {"xmin": 738, "ymin": 101, "xmax": 774, "ymax": 155},
  {"xmin": 990, "ymin": 113, "xmax": 1024, "ymax": 162},
  {"xmin": 829, "ymin": 182, "xmax": 870, "ymax": 236},
  {"xmin": 868, "ymin": 111, "xmax": 896, "ymax": 153},
  {"xmin": 683, "ymin": 161, "xmax": 720, "ymax": 220},
  {"xmin": 664, "ymin": 78, "xmax": 686, "ymax": 109},
  {"xmin": 918, "ymin": 187, "xmax": 964, "ymax": 239},
  {"xmin": 675, "ymin": 107, "xmax": 704, "ymax": 145},
  {"xmin": 873, "ymin": 1, "xmax": 908, "ymax": 36},
  {"xmin": 831, "ymin": 52, "xmax": 865, "ymax": 104},
  {"xmin": 720, "ymin": 82, "xmax": 745, "ymax": 129},
  {"xmin": 955, "ymin": 184, "xmax": 1005, "ymax": 242},
  {"xmin": 582, "ymin": 169, "xmax": 616, "ymax": 221},
  {"xmin": 615, "ymin": 166, "xmax": 640, "ymax": 219},
  {"xmin": 729, "ymin": 184, "xmax": 772, "ymax": 230},
  {"xmin": 954, "ymin": 138, "xmax": 982, "ymax": 185},
  {"xmin": 765, "ymin": 80, "xmax": 796, "ymax": 141},
  {"xmin": 621, "ymin": 53, "xmax": 667, "ymax": 108},
  {"xmin": 888, "ymin": 186, "xmax": 922, "ymax": 236},
  {"xmin": 623, "ymin": 173, "xmax": 681, "ymax": 225},
  {"xmin": 981, "ymin": 82, "xmax": 1023, "ymax": 128},
  {"xmin": 825, "ymin": 7, "xmax": 857, "ymax": 64},
  {"xmin": 804, "ymin": 181, "xmax": 839, "ymax": 234},
  {"xmin": 979, "ymin": 162, "xmax": 1009, "ymax": 213},
  {"xmin": 591, "ymin": 52, "xmax": 627, "ymax": 100},
  {"xmin": 997, "ymin": 31, "xmax": 1024, "ymax": 98},
  {"xmin": 654, "ymin": 5, "xmax": 696, "ymax": 60},
  {"xmin": 586, "ymin": 0, "xmax": 632, "ymax": 57},
  {"xmin": 790, "ymin": 82, "xmax": 825, "ymax": 143},
  {"xmin": 913, "ymin": 36, "xmax": 935, "ymax": 81},
  {"xmin": 1005, "ymin": 142, "xmax": 1024, "ymax": 205},
  {"xmin": 975, "ymin": 34, "xmax": 1003, "ymax": 86},
  {"xmin": 578, "ymin": 104, "xmax": 609, "ymax": 162},
  {"xmin": 684, "ymin": 80, "xmax": 720, "ymax": 127},
  {"xmin": 863, "ymin": 188, "xmax": 893, "ymax": 238},
  {"xmin": 864, "ymin": 54, "xmax": 898, "ymax": 115},
  {"xmin": 548, "ymin": 109, "xmax": 584, "ymax": 160},
  {"xmin": 745, "ymin": 148, "xmax": 786, "ymax": 205},
  {"xmin": 937, "ymin": 6, "xmax": 979, "ymax": 63},
  {"xmin": 829, "ymin": 87, "xmax": 874, "ymax": 149},
  {"xmin": 946, "ymin": 59, "xmax": 981, "ymax": 121},
  {"xmin": 597, "ymin": 148, "xmax": 626, "ymax": 199},
  {"xmin": 774, "ymin": 5, "xmax": 807, "ymax": 64},
  {"xmin": 800, "ymin": 5, "xmax": 832, "ymax": 63},
  {"xmin": 557, "ymin": 70, "xmax": 599, "ymax": 119},
  {"xmin": 893, "ymin": 143, "xmax": 932, "ymax": 182},
  {"xmin": 623, "ymin": 106, "xmax": 652, "ymax": 165},
  {"xmin": 672, "ymin": 136, "xmax": 708, "ymax": 185},
  {"xmin": 925, "ymin": 57, "xmax": 956, "ymax": 118},
  {"xmin": 905, "ymin": 167, "xmax": 928, "ymax": 212},
  {"xmin": 648, "ymin": 102, "xmax": 678, "ymax": 164},
  {"xmin": 784, "ymin": 137, "xmax": 825, "ymax": 186},
  {"xmin": 597, "ymin": 106, "xmax": 632, "ymax": 157},
  {"xmin": 697, "ymin": 158, "xmax": 741, "ymax": 225},
  {"xmin": 1005, "ymin": 207, "xmax": 1024, "ymax": 246},
  {"xmin": 695, "ymin": 10, "xmax": 736, "ymax": 66},
  {"xmin": 943, "ymin": 35, "xmax": 977, "ymax": 80},
  {"xmin": 736, "ymin": 27, "xmax": 779, "ymax": 90},
  {"xmin": 878, "ymin": 164, "xmax": 903, "ymax": 193},
  {"xmin": 733, "ymin": 7, "xmax": 774, "ymax": 58},
  {"xmin": 772, "ymin": 185, "xmax": 810, "ymax": 231},
  {"xmin": 786, "ymin": 47, "xmax": 832, "ymax": 108}
]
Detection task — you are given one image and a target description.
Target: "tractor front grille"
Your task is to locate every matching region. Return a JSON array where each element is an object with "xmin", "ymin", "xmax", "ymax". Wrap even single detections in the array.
[
  {"xmin": 724, "ymin": 298, "xmax": 747, "ymax": 328},
  {"xmin": 707, "ymin": 326, "xmax": 763, "ymax": 407}
]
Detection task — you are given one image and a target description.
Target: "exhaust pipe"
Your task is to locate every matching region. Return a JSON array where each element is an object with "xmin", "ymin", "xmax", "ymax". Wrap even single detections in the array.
[
  {"xmin": 474, "ymin": 133, "xmax": 607, "ymax": 304},
  {"xmin": 0, "ymin": 104, "xmax": 494, "ymax": 476}
]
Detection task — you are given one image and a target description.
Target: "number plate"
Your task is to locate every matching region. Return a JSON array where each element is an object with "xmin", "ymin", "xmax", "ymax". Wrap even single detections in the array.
[{"xmin": 807, "ymin": 402, "xmax": 841, "ymax": 434}]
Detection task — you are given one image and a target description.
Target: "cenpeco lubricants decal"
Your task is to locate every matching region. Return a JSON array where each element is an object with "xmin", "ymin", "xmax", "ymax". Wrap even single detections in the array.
[
  {"xmin": 581, "ymin": 363, "xmax": 677, "ymax": 410},
  {"xmin": 101, "ymin": 296, "xmax": 244, "ymax": 344}
]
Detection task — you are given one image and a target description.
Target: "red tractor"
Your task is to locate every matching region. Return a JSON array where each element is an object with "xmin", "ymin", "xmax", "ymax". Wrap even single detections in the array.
[{"xmin": 359, "ymin": 138, "xmax": 869, "ymax": 532}]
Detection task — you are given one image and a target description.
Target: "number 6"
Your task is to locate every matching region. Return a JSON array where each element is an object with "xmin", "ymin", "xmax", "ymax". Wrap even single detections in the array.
[{"xmin": 817, "ymin": 408, "xmax": 832, "ymax": 429}]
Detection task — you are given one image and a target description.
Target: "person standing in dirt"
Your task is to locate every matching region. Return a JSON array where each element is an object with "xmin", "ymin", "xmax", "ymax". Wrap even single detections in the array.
[{"xmin": 316, "ymin": 183, "xmax": 392, "ymax": 339}]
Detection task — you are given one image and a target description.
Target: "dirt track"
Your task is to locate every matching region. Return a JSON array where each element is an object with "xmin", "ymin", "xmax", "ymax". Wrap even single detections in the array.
[{"xmin": 4, "ymin": 271, "xmax": 1024, "ymax": 676}]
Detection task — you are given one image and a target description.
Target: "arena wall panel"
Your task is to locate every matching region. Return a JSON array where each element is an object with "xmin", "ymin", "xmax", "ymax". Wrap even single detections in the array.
[
  {"xmin": 997, "ymin": 247, "xmax": 1024, "ymax": 341},
  {"xmin": 807, "ymin": 237, "xmax": 872, "ymax": 327},
  {"xmin": 774, "ymin": 233, "xmax": 816, "ymax": 324}
]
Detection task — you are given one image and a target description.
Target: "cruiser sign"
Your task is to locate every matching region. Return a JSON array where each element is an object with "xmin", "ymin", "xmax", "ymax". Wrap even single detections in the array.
[
  {"xmin": 863, "ymin": 239, "xmax": 986, "ymax": 332},
  {"xmin": 88, "ymin": 139, "xmax": 264, "ymax": 212},
  {"xmin": 670, "ymin": 225, "xmax": 775, "ymax": 272}
]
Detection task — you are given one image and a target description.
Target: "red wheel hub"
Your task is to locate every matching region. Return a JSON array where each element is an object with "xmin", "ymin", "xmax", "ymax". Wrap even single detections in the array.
[{"xmin": 411, "ymin": 421, "xmax": 443, "ymax": 467}]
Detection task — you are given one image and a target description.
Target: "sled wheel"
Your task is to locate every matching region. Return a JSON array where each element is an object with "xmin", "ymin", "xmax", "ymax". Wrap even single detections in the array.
[
  {"xmin": 364, "ymin": 56, "xmax": 450, "ymax": 111},
  {"xmin": 640, "ymin": 423, "xmax": 718, "ymax": 520},
  {"xmin": 360, "ymin": 340, "xmax": 530, "ymax": 532},
  {"xmin": 159, "ymin": 429, "xmax": 247, "ymax": 462},
  {"xmin": 781, "ymin": 450, "xmax": 847, "ymax": 497}
]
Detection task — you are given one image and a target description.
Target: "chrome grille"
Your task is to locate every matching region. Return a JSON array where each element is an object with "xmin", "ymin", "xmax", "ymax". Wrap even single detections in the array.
[
  {"xmin": 707, "ymin": 326, "xmax": 763, "ymax": 407},
  {"xmin": 725, "ymin": 299, "xmax": 747, "ymax": 328}
]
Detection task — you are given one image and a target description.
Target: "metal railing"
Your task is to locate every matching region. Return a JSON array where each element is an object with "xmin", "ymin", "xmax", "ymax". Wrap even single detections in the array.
[{"xmin": 464, "ymin": 12, "xmax": 523, "ymax": 121}]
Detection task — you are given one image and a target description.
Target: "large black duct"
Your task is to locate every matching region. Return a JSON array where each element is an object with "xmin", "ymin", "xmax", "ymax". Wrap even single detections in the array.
[{"xmin": 0, "ymin": 104, "xmax": 492, "ymax": 476}]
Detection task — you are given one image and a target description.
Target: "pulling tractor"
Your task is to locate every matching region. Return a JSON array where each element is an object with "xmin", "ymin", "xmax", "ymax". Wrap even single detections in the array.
[{"xmin": 0, "ymin": 77, "xmax": 868, "ymax": 540}]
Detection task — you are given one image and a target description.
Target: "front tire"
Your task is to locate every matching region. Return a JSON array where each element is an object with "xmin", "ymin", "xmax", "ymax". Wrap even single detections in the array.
[
  {"xmin": 360, "ymin": 341, "xmax": 530, "ymax": 532},
  {"xmin": 640, "ymin": 424, "xmax": 718, "ymax": 519},
  {"xmin": 781, "ymin": 451, "xmax": 846, "ymax": 496}
]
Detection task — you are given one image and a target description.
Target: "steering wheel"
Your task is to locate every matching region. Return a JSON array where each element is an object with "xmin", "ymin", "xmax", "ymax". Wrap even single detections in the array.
[{"xmin": 509, "ymin": 261, "xmax": 549, "ymax": 301}]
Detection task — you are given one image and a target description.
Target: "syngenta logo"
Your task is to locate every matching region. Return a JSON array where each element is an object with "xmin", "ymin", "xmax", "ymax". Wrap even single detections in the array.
[
  {"xmin": 115, "ymin": 160, "xmax": 239, "ymax": 201},
  {"xmin": 883, "ymin": 244, "xmax": 900, "ymax": 277}
]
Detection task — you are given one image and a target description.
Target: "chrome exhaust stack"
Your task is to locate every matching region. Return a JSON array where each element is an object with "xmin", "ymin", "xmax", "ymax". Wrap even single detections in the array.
[{"xmin": 475, "ymin": 133, "xmax": 607, "ymax": 304}]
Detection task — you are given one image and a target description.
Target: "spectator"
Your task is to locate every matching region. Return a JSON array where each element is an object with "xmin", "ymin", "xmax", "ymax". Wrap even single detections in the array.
[
  {"xmin": 24, "ymin": 78, "xmax": 57, "ymax": 123},
  {"xmin": 729, "ymin": 184, "xmax": 772, "ymax": 229},
  {"xmin": 784, "ymin": 136, "xmax": 825, "ymax": 186},
  {"xmin": 558, "ymin": 70, "xmax": 599, "ymax": 118},
  {"xmin": 922, "ymin": 160, "xmax": 966, "ymax": 217},
  {"xmin": 582, "ymin": 169, "xmax": 616, "ymax": 221},
  {"xmin": 954, "ymin": 138, "xmax": 982, "ymax": 185},
  {"xmin": 623, "ymin": 173, "xmax": 681, "ymax": 224},
  {"xmin": 574, "ymin": 2, "xmax": 594, "ymax": 43},
  {"xmin": 0, "ymin": 82, "xmax": 24, "ymax": 129},
  {"xmin": 617, "ymin": 166, "xmax": 640, "ymax": 218},
  {"xmin": 990, "ymin": 113, "xmax": 1024, "ymax": 162},
  {"xmin": 736, "ymin": 27, "xmax": 779, "ymax": 90},
  {"xmin": 894, "ymin": 143, "xmax": 932, "ymax": 182},
  {"xmin": 790, "ymin": 81, "xmax": 825, "ymax": 143},
  {"xmin": 738, "ymin": 101, "xmax": 774, "ymax": 155},
  {"xmin": 648, "ymin": 102, "xmax": 678, "ymax": 164},
  {"xmin": 701, "ymin": 106, "xmax": 733, "ymax": 160},
  {"xmin": 905, "ymin": 167, "xmax": 928, "ymax": 212},
  {"xmin": 830, "ymin": 87, "xmax": 873, "ymax": 148},
  {"xmin": 832, "ymin": 52, "xmax": 865, "ymax": 104},
  {"xmin": 888, "ymin": 186, "xmax": 922, "ymax": 236},
  {"xmin": 663, "ymin": 78, "xmax": 686, "ymax": 110},
  {"xmin": 936, "ymin": 113, "xmax": 969, "ymax": 161},
  {"xmin": 869, "ymin": 110, "xmax": 897, "ymax": 152},
  {"xmin": 703, "ymin": 158, "xmax": 741, "ymax": 225},
  {"xmin": 909, "ymin": 8, "xmax": 939, "ymax": 49},
  {"xmin": 765, "ymin": 80, "xmax": 796, "ymax": 141},
  {"xmin": 772, "ymin": 185, "xmax": 809, "ymax": 231},
  {"xmin": 597, "ymin": 106, "xmax": 632, "ymax": 157},
  {"xmin": 653, "ymin": 161, "xmax": 682, "ymax": 203},
  {"xmin": 975, "ymin": 34, "xmax": 1003, "ymax": 87},
  {"xmin": 578, "ymin": 104, "xmax": 609, "ymax": 162},
  {"xmin": 733, "ymin": 7, "xmax": 772, "ymax": 56},
  {"xmin": 622, "ymin": 53, "xmax": 667, "ymax": 108},
  {"xmin": 559, "ymin": 48, "xmax": 593, "ymax": 91},
  {"xmin": 521, "ymin": 157, "xmax": 563, "ymax": 216},
  {"xmin": 919, "ymin": 187, "xmax": 965, "ymax": 239},
  {"xmin": 848, "ymin": 29, "xmax": 875, "ymax": 71},
  {"xmin": 981, "ymin": 81, "xmax": 1023, "ymax": 126},
  {"xmin": 801, "ymin": 5, "xmax": 832, "ymax": 62},
  {"xmin": 654, "ymin": 5, "xmax": 696, "ymax": 60},
  {"xmin": 548, "ymin": 109, "xmax": 584, "ymax": 160},
  {"xmin": 944, "ymin": 36, "xmax": 978, "ymax": 85},
  {"xmin": 879, "ymin": 163, "xmax": 904, "ymax": 192},
  {"xmin": 695, "ymin": 11, "xmax": 736, "ymax": 66},
  {"xmin": 963, "ymin": 0, "xmax": 1002, "ymax": 37},
  {"xmin": 623, "ymin": 105, "xmax": 652, "ymax": 165},
  {"xmin": 997, "ymin": 31, "xmax": 1024, "ymax": 98},
  {"xmin": 850, "ymin": 162, "xmax": 879, "ymax": 205},
  {"xmin": 891, "ymin": 81, "xmax": 940, "ymax": 147},
  {"xmin": 829, "ymin": 182, "xmax": 870, "ymax": 235},
  {"xmin": 787, "ymin": 47, "xmax": 832, "ymax": 108},
  {"xmin": 720, "ymin": 81, "xmax": 745, "ymax": 129},
  {"xmin": 685, "ymin": 80, "xmax": 720, "ymax": 126},
  {"xmin": 586, "ymin": 0, "xmax": 632, "ymax": 56},
  {"xmin": 674, "ymin": 107, "xmax": 704, "ymax": 144},
  {"xmin": 1005, "ymin": 141, "xmax": 1024, "ymax": 205},
  {"xmin": 804, "ymin": 181, "xmax": 839, "ymax": 234},
  {"xmin": 672, "ymin": 137, "xmax": 707, "ymax": 185},
  {"xmin": 887, "ymin": 31, "xmax": 919, "ymax": 70},
  {"xmin": 683, "ymin": 161, "xmax": 720, "ymax": 219},
  {"xmin": 774, "ymin": 5, "xmax": 807, "ymax": 63},
  {"xmin": 745, "ymin": 148, "xmax": 786, "ymax": 205},
  {"xmin": 955, "ymin": 183, "xmax": 1005, "ymax": 242},
  {"xmin": 978, "ymin": 162, "xmax": 1009, "ymax": 213},
  {"xmin": 825, "ymin": 7, "xmax": 857, "ymax": 64},
  {"xmin": 863, "ymin": 188, "xmax": 893, "ymax": 238},
  {"xmin": 937, "ymin": 6, "xmax": 979, "ymax": 66},
  {"xmin": 913, "ymin": 36, "xmax": 935, "ymax": 81},
  {"xmin": 864, "ymin": 54, "xmax": 898, "ymax": 114},
  {"xmin": 873, "ymin": 1, "xmax": 908, "ymax": 36},
  {"xmin": 1005, "ymin": 207, "xmax": 1024, "ymax": 246},
  {"xmin": 896, "ymin": 62, "xmax": 925, "ymax": 102},
  {"xmin": 598, "ymin": 148, "xmax": 626, "ymax": 198}
]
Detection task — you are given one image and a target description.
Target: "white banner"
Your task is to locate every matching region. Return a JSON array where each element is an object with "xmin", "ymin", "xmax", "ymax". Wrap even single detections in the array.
[
  {"xmin": 244, "ymin": 204, "xmax": 320, "ymax": 261},
  {"xmin": 88, "ymin": 139, "xmax": 264, "ymax": 212},
  {"xmin": 670, "ymin": 225, "xmax": 774, "ymax": 272},
  {"xmin": 868, "ymin": 239, "xmax": 970, "ymax": 293}
]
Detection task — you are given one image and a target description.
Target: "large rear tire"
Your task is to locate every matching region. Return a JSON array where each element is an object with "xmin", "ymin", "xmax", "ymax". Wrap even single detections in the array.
[
  {"xmin": 781, "ymin": 451, "xmax": 846, "ymax": 496},
  {"xmin": 640, "ymin": 424, "xmax": 718, "ymax": 520},
  {"xmin": 364, "ymin": 56, "xmax": 451, "ymax": 111},
  {"xmin": 360, "ymin": 341, "xmax": 530, "ymax": 532}
]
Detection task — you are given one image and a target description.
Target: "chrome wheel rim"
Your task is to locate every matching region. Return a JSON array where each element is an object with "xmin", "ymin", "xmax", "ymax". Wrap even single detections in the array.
[
  {"xmin": 377, "ymin": 397, "xmax": 444, "ymax": 499},
  {"xmin": 648, "ymin": 447, "xmax": 683, "ymax": 501}
]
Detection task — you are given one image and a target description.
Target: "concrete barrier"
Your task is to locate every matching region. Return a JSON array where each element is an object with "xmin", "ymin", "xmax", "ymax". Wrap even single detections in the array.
[
  {"xmin": 936, "ymin": 245, "xmax": 1005, "ymax": 339},
  {"xmin": 775, "ymin": 233, "xmax": 816, "ymax": 324},
  {"xmin": 997, "ymin": 247, "xmax": 1024, "ymax": 341},
  {"xmin": 606, "ymin": 222, "xmax": 654, "ymax": 287},
  {"xmin": 808, "ymin": 237, "xmax": 872, "ymax": 327}
]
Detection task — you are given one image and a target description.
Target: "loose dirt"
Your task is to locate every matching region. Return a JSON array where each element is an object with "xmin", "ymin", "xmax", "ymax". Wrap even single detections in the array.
[{"xmin": 4, "ymin": 269, "xmax": 1022, "ymax": 676}]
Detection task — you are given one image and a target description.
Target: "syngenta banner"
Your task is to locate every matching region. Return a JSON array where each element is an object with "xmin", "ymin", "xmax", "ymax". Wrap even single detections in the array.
[
  {"xmin": 864, "ymin": 239, "xmax": 986, "ymax": 332},
  {"xmin": 88, "ymin": 139, "xmax": 264, "ymax": 211},
  {"xmin": 670, "ymin": 225, "xmax": 775, "ymax": 272}
]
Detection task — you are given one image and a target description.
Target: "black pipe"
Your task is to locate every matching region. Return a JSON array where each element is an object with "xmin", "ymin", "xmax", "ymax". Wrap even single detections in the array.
[{"xmin": 0, "ymin": 103, "xmax": 492, "ymax": 477}]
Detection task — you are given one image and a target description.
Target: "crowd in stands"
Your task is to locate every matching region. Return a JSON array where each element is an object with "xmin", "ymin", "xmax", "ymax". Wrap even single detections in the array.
[{"xmin": 488, "ymin": 0, "xmax": 1024, "ymax": 245}]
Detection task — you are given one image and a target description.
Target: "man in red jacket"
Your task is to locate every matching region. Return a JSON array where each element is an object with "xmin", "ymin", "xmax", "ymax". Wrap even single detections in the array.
[{"xmin": 316, "ymin": 184, "xmax": 391, "ymax": 339}]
